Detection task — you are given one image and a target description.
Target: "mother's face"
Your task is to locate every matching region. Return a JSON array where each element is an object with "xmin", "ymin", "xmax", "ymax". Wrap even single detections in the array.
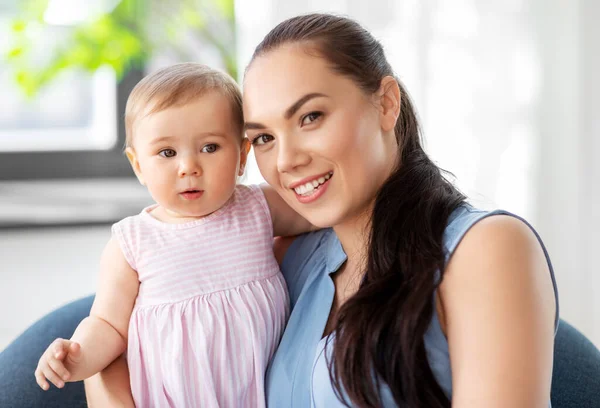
[{"xmin": 243, "ymin": 45, "xmax": 398, "ymax": 228}]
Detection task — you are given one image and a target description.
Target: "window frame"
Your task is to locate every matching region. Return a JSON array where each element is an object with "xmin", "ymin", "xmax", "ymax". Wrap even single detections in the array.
[{"xmin": 0, "ymin": 69, "xmax": 143, "ymax": 180}]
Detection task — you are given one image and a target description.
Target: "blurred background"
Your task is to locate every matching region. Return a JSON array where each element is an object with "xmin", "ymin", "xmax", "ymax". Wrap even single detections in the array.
[{"xmin": 0, "ymin": 0, "xmax": 598, "ymax": 351}]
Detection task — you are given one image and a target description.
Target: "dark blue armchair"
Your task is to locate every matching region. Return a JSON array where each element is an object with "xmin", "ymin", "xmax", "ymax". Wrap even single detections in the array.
[{"xmin": 551, "ymin": 320, "xmax": 600, "ymax": 407}]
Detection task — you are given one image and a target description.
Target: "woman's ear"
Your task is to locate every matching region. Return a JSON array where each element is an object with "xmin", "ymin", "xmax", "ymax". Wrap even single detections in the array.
[
  {"xmin": 125, "ymin": 147, "xmax": 145, "ymax": 185},
  {"xmin": 238, "ymin": 138, "xmax": 251, "ymax": 176},
  {"xmin": 378, "ymin": 76, "xmax": 401, "ymax": 132}
]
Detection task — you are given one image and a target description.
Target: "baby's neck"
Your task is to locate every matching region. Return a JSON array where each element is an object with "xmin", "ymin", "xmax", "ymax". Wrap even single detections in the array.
[{"xmin": 148, "ymin": 205, "xmax": 210, "ymax": 224}]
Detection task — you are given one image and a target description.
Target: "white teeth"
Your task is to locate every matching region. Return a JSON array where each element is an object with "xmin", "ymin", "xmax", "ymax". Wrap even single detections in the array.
[{"xmin": 293, "ymin": 172, "xmax": 333, "ymax": 195}]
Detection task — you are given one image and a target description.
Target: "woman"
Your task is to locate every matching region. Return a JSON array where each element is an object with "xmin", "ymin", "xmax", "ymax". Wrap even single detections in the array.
[{"xmin": 0, "ymin": 13, "xmax": 558, "ymax": 408}]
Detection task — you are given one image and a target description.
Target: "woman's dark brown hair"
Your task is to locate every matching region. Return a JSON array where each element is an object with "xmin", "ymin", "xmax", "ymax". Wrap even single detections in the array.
[{"xmin": 249, "ymin": 13, "xmax": 466, "ymax": 407}]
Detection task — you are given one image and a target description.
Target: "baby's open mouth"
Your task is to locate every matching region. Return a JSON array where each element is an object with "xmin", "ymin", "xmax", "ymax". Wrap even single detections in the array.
[{"xmin": 180, "ymin": 189, "xmax": 204, "ymax": 199}]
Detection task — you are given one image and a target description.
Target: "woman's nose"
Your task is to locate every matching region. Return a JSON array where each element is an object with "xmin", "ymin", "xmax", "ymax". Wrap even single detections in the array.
[
  {"xmin": 178, "ymin": 155, "xmax": 202, "ymax": 178},
  {"xmin": 277, "ymin": 140, "xmax": 311, "ymax": 173}
]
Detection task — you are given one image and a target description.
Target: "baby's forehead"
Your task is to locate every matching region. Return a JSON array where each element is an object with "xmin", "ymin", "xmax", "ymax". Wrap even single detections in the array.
[
  {"xmin": 132, "ymin": 95, "xmax": 243, "ymax": 145},
  {"xmin": 144, "ymin": 89, "xmax": 232, "ymax": 116}
]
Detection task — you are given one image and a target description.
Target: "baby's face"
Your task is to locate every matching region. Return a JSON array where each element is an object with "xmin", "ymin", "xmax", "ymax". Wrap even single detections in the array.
[{"xmin": 128, "ymin": 91, "xmax": 247, "ymax": 221}]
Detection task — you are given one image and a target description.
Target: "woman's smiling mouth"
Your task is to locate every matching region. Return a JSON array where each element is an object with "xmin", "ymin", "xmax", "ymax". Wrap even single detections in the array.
[{"xmin": 290, "ymin": 172, "xmax": 333, "ymax": 203}]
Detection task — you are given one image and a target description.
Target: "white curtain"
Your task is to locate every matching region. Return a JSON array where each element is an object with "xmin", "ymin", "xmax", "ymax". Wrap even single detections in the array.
[{"xmin": 236, "ymin": 0, "xmax": 600, "ymax": 346}]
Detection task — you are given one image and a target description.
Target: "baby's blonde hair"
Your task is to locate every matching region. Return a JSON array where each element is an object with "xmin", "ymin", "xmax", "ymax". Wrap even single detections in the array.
[{"xmin": 125, "ymin": 62, "xmax": 243, "ymax": 147}]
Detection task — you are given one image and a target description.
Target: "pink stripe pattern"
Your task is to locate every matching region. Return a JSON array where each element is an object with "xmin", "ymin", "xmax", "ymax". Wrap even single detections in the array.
[{"xmin": 112, "ymin": 184, "xmax": 289, "ymax": 407}]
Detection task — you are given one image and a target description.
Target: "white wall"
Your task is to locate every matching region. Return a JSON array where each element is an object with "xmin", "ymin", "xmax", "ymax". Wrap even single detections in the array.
[
  {"xmin": 0, "ymin": 227, "xmax": 107, "ymax": 350},
  {"xmin": 532, "ymin": 0, "xmax": 600, "ymax": 345},
  {"xmin": 581, "ymin": 0, "xmax": 600, "ymax": 345}
]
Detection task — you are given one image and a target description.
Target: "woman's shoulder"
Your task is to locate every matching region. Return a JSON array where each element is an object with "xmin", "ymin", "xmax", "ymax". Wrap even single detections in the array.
[
  {"xmin": 442, "ymin": 205, "xmax": 501, "ymax": 256},
  {"xmin": 442, "ymin": 205, "xmax": 546, "ymax": 260},
  {"xmin": 440, "ymin": 204, "xmax": 559, "ymax": 329},
  {"xmin": 444, "ymin": 208, "xmax": 553, "ymax": 280},
  {"xmin": 440, "ymin": 205, "xmax": 559, "ymax": 334},
  {"xmin": 443, "ymin": 204, "xmax": 556, "ymax": 284},
  {"xmin": 277, "ymin": 229, "xmax": 336, "ymax": 307}
]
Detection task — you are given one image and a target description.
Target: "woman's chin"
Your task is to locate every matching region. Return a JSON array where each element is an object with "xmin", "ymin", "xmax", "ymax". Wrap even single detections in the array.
[{"xmin": 303, "ymin": 211, "xmax": 341, "ymax": 230}]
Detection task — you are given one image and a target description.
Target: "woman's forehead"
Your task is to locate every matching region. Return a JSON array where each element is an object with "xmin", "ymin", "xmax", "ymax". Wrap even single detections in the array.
[
  {"xmin": 243, "ymin": 46, "xmax": 350, "ymax": 117},
  {"xmin": 246, "ymin": 44, "xmax": 330, "ymax": 81}
]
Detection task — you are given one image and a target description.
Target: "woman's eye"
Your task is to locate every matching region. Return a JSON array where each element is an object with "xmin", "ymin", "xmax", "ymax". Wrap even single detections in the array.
[
  {"xmin": 158, "ymin": 149, "xmax": 176, "ymax": 158},
  {"xmin": 201, "ymin": 144, "xmax": 219, "ymax": 153},
  {"xmin": 252, "ymin": 134, "xmax": 274, "ymax": 146},
  {"xmin": 301, "ymin": 111, "xmax": 323, "ymax": 126}
]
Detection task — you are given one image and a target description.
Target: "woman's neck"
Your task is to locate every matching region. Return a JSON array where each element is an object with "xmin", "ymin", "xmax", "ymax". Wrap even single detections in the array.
[{"xmin": 333, "ymin": 203, "xmax": 373, "ymax": 270}]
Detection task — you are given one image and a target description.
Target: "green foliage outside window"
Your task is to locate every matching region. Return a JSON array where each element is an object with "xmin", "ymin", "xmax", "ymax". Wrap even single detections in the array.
[{"xmin": 5, "ymin": 0, "xmax": 236, "ymax": 96}]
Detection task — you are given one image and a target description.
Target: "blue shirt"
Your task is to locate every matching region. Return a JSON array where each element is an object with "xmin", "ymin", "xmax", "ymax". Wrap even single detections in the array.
[{"xmin": 266, "ymin": 205, "xmax": 559, "ymax": 407}]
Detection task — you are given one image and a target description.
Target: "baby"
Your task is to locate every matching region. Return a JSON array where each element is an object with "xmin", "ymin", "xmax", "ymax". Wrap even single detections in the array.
[{"xmin": 35, "ymin": 63, "xmax": 311, "ymax": 407}]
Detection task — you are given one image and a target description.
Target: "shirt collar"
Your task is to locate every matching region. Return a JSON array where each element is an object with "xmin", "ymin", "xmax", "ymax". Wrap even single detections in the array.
[{"xmin": 324, "ymin": 229, "xmax": 348, "ymax": 275}]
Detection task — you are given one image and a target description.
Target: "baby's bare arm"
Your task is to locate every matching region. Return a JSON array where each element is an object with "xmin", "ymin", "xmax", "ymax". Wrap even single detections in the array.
[
  {"xmin": 65, "ymin": 315, "xmax": 128, "ymax": 381},
  {"xmin": 74, "ymin": 236, "xmax": 139, "ymax": 379},
  {"xmin": 35, "ymin": 237, "xmax": 139, "ymax": 388}
]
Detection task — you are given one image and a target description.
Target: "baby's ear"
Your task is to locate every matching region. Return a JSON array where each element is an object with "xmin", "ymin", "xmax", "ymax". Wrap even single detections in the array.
[
  {"xmin": 238, "ymin": 138, "xmax": 251, "ymax": 176},
  {"xmin": 125, "ymin": 147, "xmax": 145, "ymax": 185}
]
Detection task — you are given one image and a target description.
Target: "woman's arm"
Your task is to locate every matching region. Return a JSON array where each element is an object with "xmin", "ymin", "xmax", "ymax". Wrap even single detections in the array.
[
  {"xmin": 440, "ymin": 215, "xmax": 556, "ymax": 408},
  {"xmin": 84, "ymin": 354, "xmax": 134, "ymax": 407},
  {"xmin": 261, "ymin": 184, "xmax": 317, "ymax": 236},
  {"xmin": 273, "ymin": 236, "xmax": 297, "ymax": 265},
  {"xmin": 35, "ymin": 237, "xmax": 139, "ymax": 387}
]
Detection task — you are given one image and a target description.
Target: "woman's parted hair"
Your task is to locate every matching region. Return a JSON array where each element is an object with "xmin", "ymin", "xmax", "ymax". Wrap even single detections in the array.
[
  {"xmin": 250, "ymin": 13, "xmax": 465, "ymax": 408},
  {"xmin": 125, "ymin": 62, "xmax": 243, "ymax": 147}
]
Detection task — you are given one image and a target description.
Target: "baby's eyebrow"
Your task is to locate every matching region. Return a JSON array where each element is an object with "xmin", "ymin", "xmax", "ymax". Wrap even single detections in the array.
[
  {"xmin": 198, "ymin": 132, "xmax": 229, "ymax": 139},
  {"xmin": 148, "ymin": 135, "xmax": 175, "ymax": 145},
  {"xmin": 148, "ymin": 132, "xmax": 229, "ymax": 144}
]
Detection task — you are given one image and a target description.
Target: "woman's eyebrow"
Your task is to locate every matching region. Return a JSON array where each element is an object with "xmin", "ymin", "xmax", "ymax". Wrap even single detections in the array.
[
  {"xmin": 284, "ymin": 92, "xmax": 328, "ymax": 119},
  {"xmin": 244, "ymin": 122, "xmax": 266, "ymax": 131},
  {"xmin": 244, "ymin": 92, "xmax": 329, "ymax": 131}
]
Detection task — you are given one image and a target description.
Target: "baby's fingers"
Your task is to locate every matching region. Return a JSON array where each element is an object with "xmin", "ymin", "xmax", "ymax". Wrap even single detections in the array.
[
  {"xmin": 34, "ymin": 368, "xmax": 50, "ymax": 391},
  {"xmin": 39, "ymin": 364, "xmax": 65, "ymax": 389},
  {"xmin": 47, "ymin": 355, "xmax": 71, "ymax": 382},
  {"xmin": 52, "ymin": 338, "xmax": 69, "ymax": 360}
]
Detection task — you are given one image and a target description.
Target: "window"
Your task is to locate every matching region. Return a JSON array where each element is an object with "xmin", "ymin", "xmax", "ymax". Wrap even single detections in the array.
[{"xmin": 0, "ymin": 7, "xmax": 141, "ymax": 180}]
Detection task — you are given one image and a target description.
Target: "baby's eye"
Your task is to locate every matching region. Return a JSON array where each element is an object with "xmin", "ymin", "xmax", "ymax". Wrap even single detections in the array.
[
  {"xmin": 301, "ymin": 111, "xmax": 323, "ymax": 126},
  {"xmin": 201, "ymin": 144, "xmax": 219, "ymax": 153},
  {"xmin": 158, "ymin": 149, "xmax": 176, "ymax": 158},
  {"xmin": 252, "ymin": 134, "xmax": 274, "ymax": 146}
]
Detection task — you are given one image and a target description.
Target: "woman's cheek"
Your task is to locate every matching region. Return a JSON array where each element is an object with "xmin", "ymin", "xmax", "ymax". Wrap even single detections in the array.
[
  {"xmin": 318, "ymin": 130, "xmax": 356, "ymax": 160},
  {"xmin": 325, "ymin": 114, "xmax": 366, "ymax": 152},
  {"xmin": 254, "ymin": 148, "xmax": 277, "ymax": 170}
]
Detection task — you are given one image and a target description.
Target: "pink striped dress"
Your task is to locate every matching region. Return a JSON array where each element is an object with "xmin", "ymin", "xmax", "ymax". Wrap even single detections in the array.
[{"xmin": 111, "ymin": 184, "xmax": 289, "ymax": 407}]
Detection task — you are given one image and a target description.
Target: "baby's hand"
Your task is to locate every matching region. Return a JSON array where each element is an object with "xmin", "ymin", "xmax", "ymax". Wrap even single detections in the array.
[{"xmin": 35, "ymin": 338, "xmax": 82, "ymax": 390}]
